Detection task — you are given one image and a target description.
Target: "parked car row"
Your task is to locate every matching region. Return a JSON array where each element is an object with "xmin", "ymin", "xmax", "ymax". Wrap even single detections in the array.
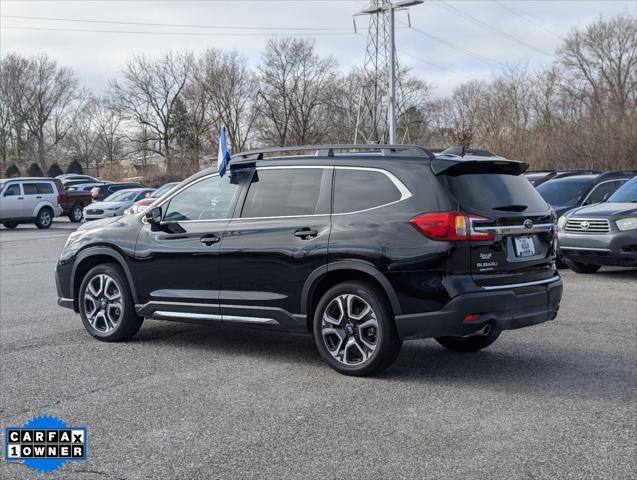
[
  {"xmin": 525, "ymin": 169, "xmax": 636, "ymax": 273},
  {"xmin": 0, "ymin": 172, "xmax": 181, "ymax": 229}
]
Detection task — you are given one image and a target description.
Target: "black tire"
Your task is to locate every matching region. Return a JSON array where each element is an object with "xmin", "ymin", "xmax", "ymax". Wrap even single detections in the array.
[
  {"xmin": 35, "ymin": 207, "xmax": 53, "ymax": 229},
  {"xmin": 435, "ymin": 326, "xmax": 502, "ymax": 352},
  {"xmin": 565, "ymin": 259, "xmax": 601, "ymax": 274},
  {"xmin": 2, "ymin": 221, "xmax": 18, "ymax": 229},
  {"xmin": 78, "ymin": 263, "xmax": 143, "ymax": 342},
  {"xmin": 69, "ymin": 203, "xmax": 83, "ymax": 222},
  {"xmin": 313, "ymin": 281, "xmax": 402, "ymax": 376}
]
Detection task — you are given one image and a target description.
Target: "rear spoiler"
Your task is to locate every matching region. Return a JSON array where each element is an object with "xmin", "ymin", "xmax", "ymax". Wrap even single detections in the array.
[{"xmin": 431, "ymin": 158, "xmax": 529, "ymax": 176}]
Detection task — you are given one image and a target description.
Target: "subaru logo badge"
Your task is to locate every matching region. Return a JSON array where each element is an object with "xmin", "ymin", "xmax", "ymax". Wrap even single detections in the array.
[
  {"xmin": 580, "ymin": 221, "xmax": 590, "ymax": 230},
  {"xmin": 524, "ymin": 219, "xmax": 533, "ymax": 229}
]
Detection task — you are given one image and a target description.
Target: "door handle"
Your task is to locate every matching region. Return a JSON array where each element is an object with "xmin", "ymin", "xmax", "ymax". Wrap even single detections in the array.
[
  {"xmin": 17, "ymin": 197, "xmax": 24, "ymax": 200},
  {"xmin": 200, "ymin": 234, "xmax": 221, "ymax": 246},
  {"xmin": 294, "ymin": 227, "xmax": 318, "ymax": 239},
  {"xmin": 36, "ymin": 196, "xmax": 42, "ymax": 199}
]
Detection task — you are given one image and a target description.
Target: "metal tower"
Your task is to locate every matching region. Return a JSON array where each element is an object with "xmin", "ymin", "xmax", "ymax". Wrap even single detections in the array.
[{"xmin": 354, "ymin": 0, "xmax": 422, "ymax": 144}]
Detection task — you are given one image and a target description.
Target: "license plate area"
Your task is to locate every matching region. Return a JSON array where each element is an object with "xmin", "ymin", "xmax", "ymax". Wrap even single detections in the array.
[{"xmin": 513, "ymin": 236, "xmax": 536, "ymax": 257}]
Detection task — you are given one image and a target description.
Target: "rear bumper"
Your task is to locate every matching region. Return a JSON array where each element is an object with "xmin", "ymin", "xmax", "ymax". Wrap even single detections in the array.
[{"xmin": 395, "ymin": 276, "xmax": 562, "ymax": 340}]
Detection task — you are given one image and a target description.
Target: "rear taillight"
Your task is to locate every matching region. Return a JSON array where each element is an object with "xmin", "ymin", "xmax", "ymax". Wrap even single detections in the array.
[
  {"xmin": 410, "ymin": 212, "xmax": 495, "ymax": 241},
  {"xmin": 57, "ymin": 193, "xmax": 63, "ymax": 206}
]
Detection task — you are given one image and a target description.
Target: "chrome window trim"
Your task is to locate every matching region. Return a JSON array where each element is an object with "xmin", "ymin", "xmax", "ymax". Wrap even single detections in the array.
[
  {"xmin": 146, "ymin": 164, "xmax": 413, "ymax": 224},
  {"xmin": 581, "ymin": 178, "xmax": 628, "ymax": 205},
  {"xmin": 481, "ymin": 276, "xmax": 560, "ymax": 290}
]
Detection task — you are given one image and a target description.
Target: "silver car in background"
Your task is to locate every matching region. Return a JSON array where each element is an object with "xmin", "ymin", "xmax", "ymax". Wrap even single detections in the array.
[{"xmin": 83, "ymin": 188, "xmax": 154, "ymax": 221}]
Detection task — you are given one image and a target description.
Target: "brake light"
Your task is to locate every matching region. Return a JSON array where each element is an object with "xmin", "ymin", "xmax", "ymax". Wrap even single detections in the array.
[
  {"xmin": 410, "ymin": 212, "xmax": 495, "ymax": 241},
  {"xmin": 57, "ymin": 193, "xmax": 63, "ymax": 206}
]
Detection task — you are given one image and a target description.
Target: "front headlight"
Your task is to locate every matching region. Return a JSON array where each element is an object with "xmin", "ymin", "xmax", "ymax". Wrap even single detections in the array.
[
  {"xmin": 616, "ymin": 217, "xmax": 637, "ymax": 231},
  {"xmin": 557, "ymin": 216, "xmax": 567, "ymax": 231}
]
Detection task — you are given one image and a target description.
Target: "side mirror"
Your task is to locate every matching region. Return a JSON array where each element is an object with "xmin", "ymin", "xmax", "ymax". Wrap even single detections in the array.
[
  {"xmin": 4, "ymin": 190, "xmax": 14, "ymax": 197},
  {"xmin": 144, "ymin": 206, "xmax": 162, "ymax": 225}
]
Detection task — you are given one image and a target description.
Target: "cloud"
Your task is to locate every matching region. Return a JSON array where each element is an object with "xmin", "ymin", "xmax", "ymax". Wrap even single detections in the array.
[{"xmin": 1, "ymin": 0, "xmax": 635, "ymax": 97}]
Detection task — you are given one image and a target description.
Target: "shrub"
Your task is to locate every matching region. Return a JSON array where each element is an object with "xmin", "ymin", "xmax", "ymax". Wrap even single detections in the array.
[
  {"xmin": 5, "ymin": 164, "xmax": 21, "ymax": 178},
  {"xmin": 47, "ymin": 162, "xmax": 64, "ymax": 177},
  {"xmin": 26, "ymin": 163, "xmax": 43, "ymax": 177},
  {"xmin": 66, "ymin": 160, "xmax": 83, "ymax": 174}
]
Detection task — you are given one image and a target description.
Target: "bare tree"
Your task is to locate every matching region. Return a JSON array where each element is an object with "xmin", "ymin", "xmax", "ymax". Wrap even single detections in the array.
[
  {"xmin": 198, "ymin": 49, "xmax": 257, "ymax": 152},
  {"xmin": 256, "ymin": 38, "xmax": 337, "ymax": 146},
  {"xmin": 93, "ymin": 96, "xmax": 124, "ymax": 169},
  {"xmin": 111, "ymin": 51, "xmax": 194, "ymax": 171},
  {"xmin": 2, "ymin": 53, "xmax": 86, "ymax": 169}
]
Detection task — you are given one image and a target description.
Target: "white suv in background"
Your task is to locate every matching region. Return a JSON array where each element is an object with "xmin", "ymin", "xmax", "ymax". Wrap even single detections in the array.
[{"xmin": 0, "ymin": 177, "xmax": 63, "ymax": 229}]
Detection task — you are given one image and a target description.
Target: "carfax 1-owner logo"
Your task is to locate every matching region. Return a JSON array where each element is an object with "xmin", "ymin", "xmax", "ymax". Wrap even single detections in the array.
[{"xmin": 4, "ymin": 415, "xmax": 88, "ymax": 474}]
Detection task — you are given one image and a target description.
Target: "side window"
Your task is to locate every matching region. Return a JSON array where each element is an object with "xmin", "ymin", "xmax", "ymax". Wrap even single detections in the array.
[
  {"xmin": 35, "ymin": 183, "xmax": 54, "ymax": 194},
  {"xmin": 584, "ymin": 181, "xmax": 625, "ymax": 205},
  {"xmin": 164, "ymin": 174, "xmax": 243, "ymax": 222},
  {"xmin": 241, "ymin": 168, "xmax": 327, "ymax": 218},
  {"xmin": 333, "ymin": 168, "xmax": 403, "ymax": 214},
  {"xmin": 4, "ymin": 184, "xmax": 21, "ymax": 196},
  {"xmin": 23, "ymin": 183, "xmax": 38, "ymax": 195}
]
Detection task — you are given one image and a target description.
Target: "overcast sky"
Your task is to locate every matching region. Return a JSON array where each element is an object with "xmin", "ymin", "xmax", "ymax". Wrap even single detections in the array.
[{"xmin": 1, "ymin": 0, "xmax": 635, "ymax": 97}]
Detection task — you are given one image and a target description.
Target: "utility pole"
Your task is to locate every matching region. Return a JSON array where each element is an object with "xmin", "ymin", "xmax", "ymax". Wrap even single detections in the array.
[{"xmin": 355, "ymin": 0, "xmax": 423, "ymax": 145}]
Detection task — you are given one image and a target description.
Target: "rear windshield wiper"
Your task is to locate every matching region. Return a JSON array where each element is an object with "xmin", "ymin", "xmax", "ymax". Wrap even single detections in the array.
[{"xmin": 493, "ymin": 204, "xmax": 528, "ymax": 212}]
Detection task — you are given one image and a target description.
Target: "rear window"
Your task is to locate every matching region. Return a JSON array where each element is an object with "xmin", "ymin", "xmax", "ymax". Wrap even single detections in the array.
[
  {"xmin": 333, "ymin": 168, "xmax": 402, "ymax": 214},
  {"xmin": 442, "ymin": 174, "xmax": 549, "ymax": 213}
]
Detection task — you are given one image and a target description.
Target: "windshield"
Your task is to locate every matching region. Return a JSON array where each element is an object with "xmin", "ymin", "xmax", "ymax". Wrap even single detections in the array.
[
  {"xmin": 104, "ymin": 190, "xmax": 141, "ymax": 202},
  {"xmin": 0, "ymin": 181, "xmax": 5, "ymax": 191},
  {"xmin": 607, "ymin": 177, "xmax": 637, "ymax": 203},
  {"xmin": 151, "ymin": 183, "xmax": 177, "ymax": 198},
  {"xmin": 536, "ymin": 178, "xmax": 592, "ymax": 206}
]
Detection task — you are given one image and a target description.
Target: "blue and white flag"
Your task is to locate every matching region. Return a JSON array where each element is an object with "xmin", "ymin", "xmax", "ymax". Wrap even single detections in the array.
[{"xmin": 217, "ymin": 126, "xmax": 231, "ymax": 177}]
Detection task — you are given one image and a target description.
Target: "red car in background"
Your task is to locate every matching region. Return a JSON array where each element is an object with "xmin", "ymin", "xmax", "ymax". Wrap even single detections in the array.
[{"xmin": 124, "ymin": 182, "xmax": 179, "ymax": 215}]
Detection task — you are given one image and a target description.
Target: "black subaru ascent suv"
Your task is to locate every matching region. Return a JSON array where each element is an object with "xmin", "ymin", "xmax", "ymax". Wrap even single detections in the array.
[{"xmin": 56, "ymin": 145, "xmax": 562, "ymax": 376}]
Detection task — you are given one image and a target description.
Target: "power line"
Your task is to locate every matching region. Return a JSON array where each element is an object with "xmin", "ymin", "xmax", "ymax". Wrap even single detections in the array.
[
  {"xmin": 434, "ymin": 0, "xmax": 554, "ymax": 57},
  {"xmin": 0, "ymin": 14, "xmax": 353, "ymax": 32},
  {"xmin": 397, "ymin": 50, "xmax": 470, "ymax": 79},
  {"xmin": 398, "ymin": 19, "xmax": 504, "ymax": 69},
  {"xmin": 0, "ymin": 25, "xmax": 360, "ymax": 37},
  {"xmin": 491, "ymin": 1, "xmax": 565, "ymax": 41}
]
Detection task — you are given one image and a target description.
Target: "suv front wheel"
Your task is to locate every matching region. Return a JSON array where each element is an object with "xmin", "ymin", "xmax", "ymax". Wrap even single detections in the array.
[
  {"xmin": 79, "ymin": 264, "xmax": 143, "ymax": 341},
  {"xmin": 313, "ymin": 281, "xmax": 402, "ymax": 376}
]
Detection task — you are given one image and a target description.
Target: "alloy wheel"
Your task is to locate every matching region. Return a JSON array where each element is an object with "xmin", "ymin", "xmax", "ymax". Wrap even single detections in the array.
[
  {"xmin": 40, "ymin": 210, "xmax": 52, "ymax": 227},
  {"xmin": 320, "ymin": 294, "xmax": 378, "ymax": 365},
  {"xmin": 83, "ymin": 274, "xmax": 123, "ymax": 333}
]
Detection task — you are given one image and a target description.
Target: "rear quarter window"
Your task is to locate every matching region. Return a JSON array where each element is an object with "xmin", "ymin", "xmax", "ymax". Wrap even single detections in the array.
[
  {"xmin": 333, "ymin": 168, "xmax": 404, "ymax": 214},
  {"xmin": 440, "ymin": 174, "xmax": 549, "ymax": 213}
]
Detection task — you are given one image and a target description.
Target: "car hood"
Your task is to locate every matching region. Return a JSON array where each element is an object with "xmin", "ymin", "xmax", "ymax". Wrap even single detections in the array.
[
  {"xmin": 88, "ymin": 201, "xmax": 130, "ymax": 210},
  {"xmin": 566, "ymin": 202, "xmax": 637, "ymax": 218}
]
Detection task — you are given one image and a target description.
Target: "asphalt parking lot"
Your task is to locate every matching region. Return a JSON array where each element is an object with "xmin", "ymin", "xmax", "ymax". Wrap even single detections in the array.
[{"xmin": 1, "ymin": 220, "xmax": 635, "ymax": 480}]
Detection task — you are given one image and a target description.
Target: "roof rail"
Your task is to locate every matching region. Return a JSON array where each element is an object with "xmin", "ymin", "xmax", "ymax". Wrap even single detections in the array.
[{"xmin": 231, "ymin": 144, "xmax": 432, "ymax": 161}]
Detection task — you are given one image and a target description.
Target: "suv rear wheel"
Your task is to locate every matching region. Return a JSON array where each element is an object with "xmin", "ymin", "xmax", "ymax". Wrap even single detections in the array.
[
  {"xmin": 313, "ymin": 281, "xmax": 401, "ymax": 376},
  {"xmin": 565, "ymin": 259, "xmax": 601, "ymax": 274},
  {"xmin": 435, "ymin": 325, "xmax": 501, "ymax": 352},
  {"xmin": 35, "ymin": 207, "xmax": 53, "ymax": 229},
  {"xmin": 79, "ymin": 264, "xmax": 143, "ymax": 341},
  {"xmin": 69, "ymin": 203, "xmax": 83, "ymax": 222}
]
